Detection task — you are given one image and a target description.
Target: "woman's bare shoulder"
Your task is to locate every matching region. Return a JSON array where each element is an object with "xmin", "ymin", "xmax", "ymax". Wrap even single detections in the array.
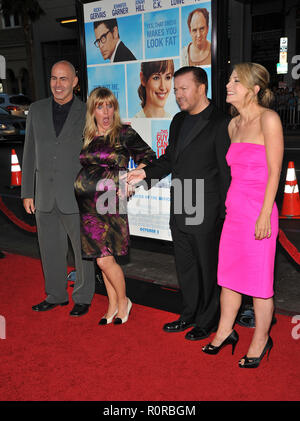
[
  {"xmin": 260, "ymin": 108, "xmax": 281, "ymax": 126},
  {"xmin": 260, "ymin": 108, "xmax": 283, "ymax": 146}
]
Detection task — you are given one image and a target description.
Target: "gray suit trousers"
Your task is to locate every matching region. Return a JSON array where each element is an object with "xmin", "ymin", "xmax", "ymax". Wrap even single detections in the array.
[{"xmin": 35, "ymin": 205, "xmax": 95, "ymax": 304}]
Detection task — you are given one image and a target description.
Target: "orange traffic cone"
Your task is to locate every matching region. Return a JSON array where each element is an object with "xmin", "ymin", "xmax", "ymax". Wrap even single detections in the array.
[
  {"xmin": 280, "ymin": 161, "xmax": 300, "ymax": 219},
  {"xmin": 10, "ymin": 149, "xmax": 22, "ymax": 188}
]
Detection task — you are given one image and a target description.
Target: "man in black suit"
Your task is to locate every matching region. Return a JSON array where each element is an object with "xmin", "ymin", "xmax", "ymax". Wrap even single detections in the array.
[
  {"xmin": 94, "ymin": 19, "xmax": 136, "ymax": 63},
  {"xmin": 127, "ymin": 66, "xmax": 230, "ymax": 341}
]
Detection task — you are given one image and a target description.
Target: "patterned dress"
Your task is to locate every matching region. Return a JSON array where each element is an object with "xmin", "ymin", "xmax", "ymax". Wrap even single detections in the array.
[{"xmin": 75, "ymin": 125, "xmax": 156, "ymax": 259}]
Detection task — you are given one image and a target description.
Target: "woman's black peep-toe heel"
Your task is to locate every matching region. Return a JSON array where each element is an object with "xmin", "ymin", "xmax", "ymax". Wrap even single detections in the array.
[
  {"xmin": 202, "ymin": 330, "xmax": 239, "ymax": 355},
  {"xmin": 238, "ymin": 336, "xmax": 273, "ymax": 368}
]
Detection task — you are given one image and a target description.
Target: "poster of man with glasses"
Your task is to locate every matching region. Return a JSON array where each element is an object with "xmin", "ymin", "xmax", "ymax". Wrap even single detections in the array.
[{"xmin": 93, "ymin": 18, "xmax": 137, "ymax": 63}]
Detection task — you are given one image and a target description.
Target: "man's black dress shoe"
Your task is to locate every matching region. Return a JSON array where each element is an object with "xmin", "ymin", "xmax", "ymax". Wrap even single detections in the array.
[
  {"xmin": 32, "ymin": 300, "xmax": 69, "ymax": 312},
  {"xmin": 70, "ymin": 303, "xmax": 90, "ymax": 317},
  {"xmin": 185, "ymin": 325, "xmax": 217, "ymax": 341},
  {"xmin": 163, "ymin": 319, "xmax": 194, "ymax": 333}
]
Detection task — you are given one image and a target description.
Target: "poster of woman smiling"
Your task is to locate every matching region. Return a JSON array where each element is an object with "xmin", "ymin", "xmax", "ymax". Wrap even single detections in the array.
[{"xmin": 127, "ymin": 59, "xmax": 180, "ymax": 119}]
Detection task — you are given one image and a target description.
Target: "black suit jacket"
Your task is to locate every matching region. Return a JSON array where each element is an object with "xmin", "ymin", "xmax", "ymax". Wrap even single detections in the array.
[
  {"xmin": 114, "ymin": 41, "xmax": 136, "ymax": 62},
  {"xmin": 144, "ymin": 103, "xmax": 231, "ymax": 233}
]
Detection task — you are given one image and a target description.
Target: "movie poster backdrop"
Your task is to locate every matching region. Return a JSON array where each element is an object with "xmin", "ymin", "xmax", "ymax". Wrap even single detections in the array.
[{"xmin": 82, "ymin": 0, "xmax": 213, "ymax": 241}]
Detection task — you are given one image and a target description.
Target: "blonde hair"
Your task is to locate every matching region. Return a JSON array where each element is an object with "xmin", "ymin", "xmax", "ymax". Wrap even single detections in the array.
[
  {"xmin": 83, "ymin": 87, "xmax": 122, "ymax": 148},
  {"xmin": 230, "ymin": 62, "xmax": 274, "ymax": 116}
]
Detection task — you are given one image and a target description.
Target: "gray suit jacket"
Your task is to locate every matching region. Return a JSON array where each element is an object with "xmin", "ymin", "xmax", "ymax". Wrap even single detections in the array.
[{"xmin": 21, "ymin": 95, "xmax": 86, "ymax": 213}]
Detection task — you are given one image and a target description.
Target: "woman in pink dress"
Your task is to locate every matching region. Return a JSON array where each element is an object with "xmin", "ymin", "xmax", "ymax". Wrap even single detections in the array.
[{"xmin": 202, "ymin": 63, "xmax": 284, "ymax": 368}]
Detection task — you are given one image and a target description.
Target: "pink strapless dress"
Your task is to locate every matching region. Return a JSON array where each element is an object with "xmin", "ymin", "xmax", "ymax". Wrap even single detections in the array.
[{"xmin": 218, "ymin": 142, "xmax": 278, "ymax": 298}]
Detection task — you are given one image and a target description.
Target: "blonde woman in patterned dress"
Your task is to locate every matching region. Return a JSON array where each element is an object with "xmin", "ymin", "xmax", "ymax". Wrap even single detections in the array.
[{"xmin": 75, "ymin": 87, "xmax": 156, "ymax": 325}]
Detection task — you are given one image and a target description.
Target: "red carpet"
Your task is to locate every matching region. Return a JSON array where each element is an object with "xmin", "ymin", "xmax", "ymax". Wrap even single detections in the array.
[{"xmin": 0, "ymin": 253, "xmax": 299, "ymax": 401}]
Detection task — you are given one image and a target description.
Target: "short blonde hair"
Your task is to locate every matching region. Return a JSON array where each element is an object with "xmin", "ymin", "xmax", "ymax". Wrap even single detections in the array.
[
  {"xmin": 230, "ymin": 62, "xmax": 274, "ymax": 116},
  {"xmin": 83, "ymin": 86, "xmax": 122, "ymax": 148}
]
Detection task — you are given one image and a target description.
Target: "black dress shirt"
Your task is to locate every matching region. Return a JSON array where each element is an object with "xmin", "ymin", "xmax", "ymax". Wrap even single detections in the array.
[
  {"xmin": 52, "ymin": 96, "xmax": 74, "ymax": 137},
  {"xmin": 177, "ymin": 103, "xmax": 212, "ymax": 154}
]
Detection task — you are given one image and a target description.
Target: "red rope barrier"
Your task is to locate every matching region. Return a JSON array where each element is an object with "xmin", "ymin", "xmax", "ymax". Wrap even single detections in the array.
[
  {"xmin": 0, "ymin": 196, "xmax": 37, "ymax": 233},
  {"xmin": 278, "ymin": 228, "xmax": 300, "ymax": 265}
]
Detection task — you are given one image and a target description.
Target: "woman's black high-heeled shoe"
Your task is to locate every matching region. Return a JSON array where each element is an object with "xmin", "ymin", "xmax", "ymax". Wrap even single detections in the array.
[
  {"xmin": 202, "ymin": 330, "xmax": 239, "ymax": 355},
  {"xmin": 238, "ymin": 336, "xmax": 273, "ymax": 368}
]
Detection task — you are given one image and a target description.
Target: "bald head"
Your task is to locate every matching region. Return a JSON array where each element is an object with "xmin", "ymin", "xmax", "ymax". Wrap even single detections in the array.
[
  {"xmin": 50, "ymin": 61, "xmax": 78, "ymax": 105},
  {"xmin": 51, "ymin": 60, "xmax": 76, "ymax": 77}
]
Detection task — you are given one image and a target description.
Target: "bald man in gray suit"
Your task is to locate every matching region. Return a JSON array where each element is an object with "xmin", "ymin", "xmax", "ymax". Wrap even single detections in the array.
[{"xmin": 21, "ymin": 61, "xmax": 95, "ymax": 316}]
